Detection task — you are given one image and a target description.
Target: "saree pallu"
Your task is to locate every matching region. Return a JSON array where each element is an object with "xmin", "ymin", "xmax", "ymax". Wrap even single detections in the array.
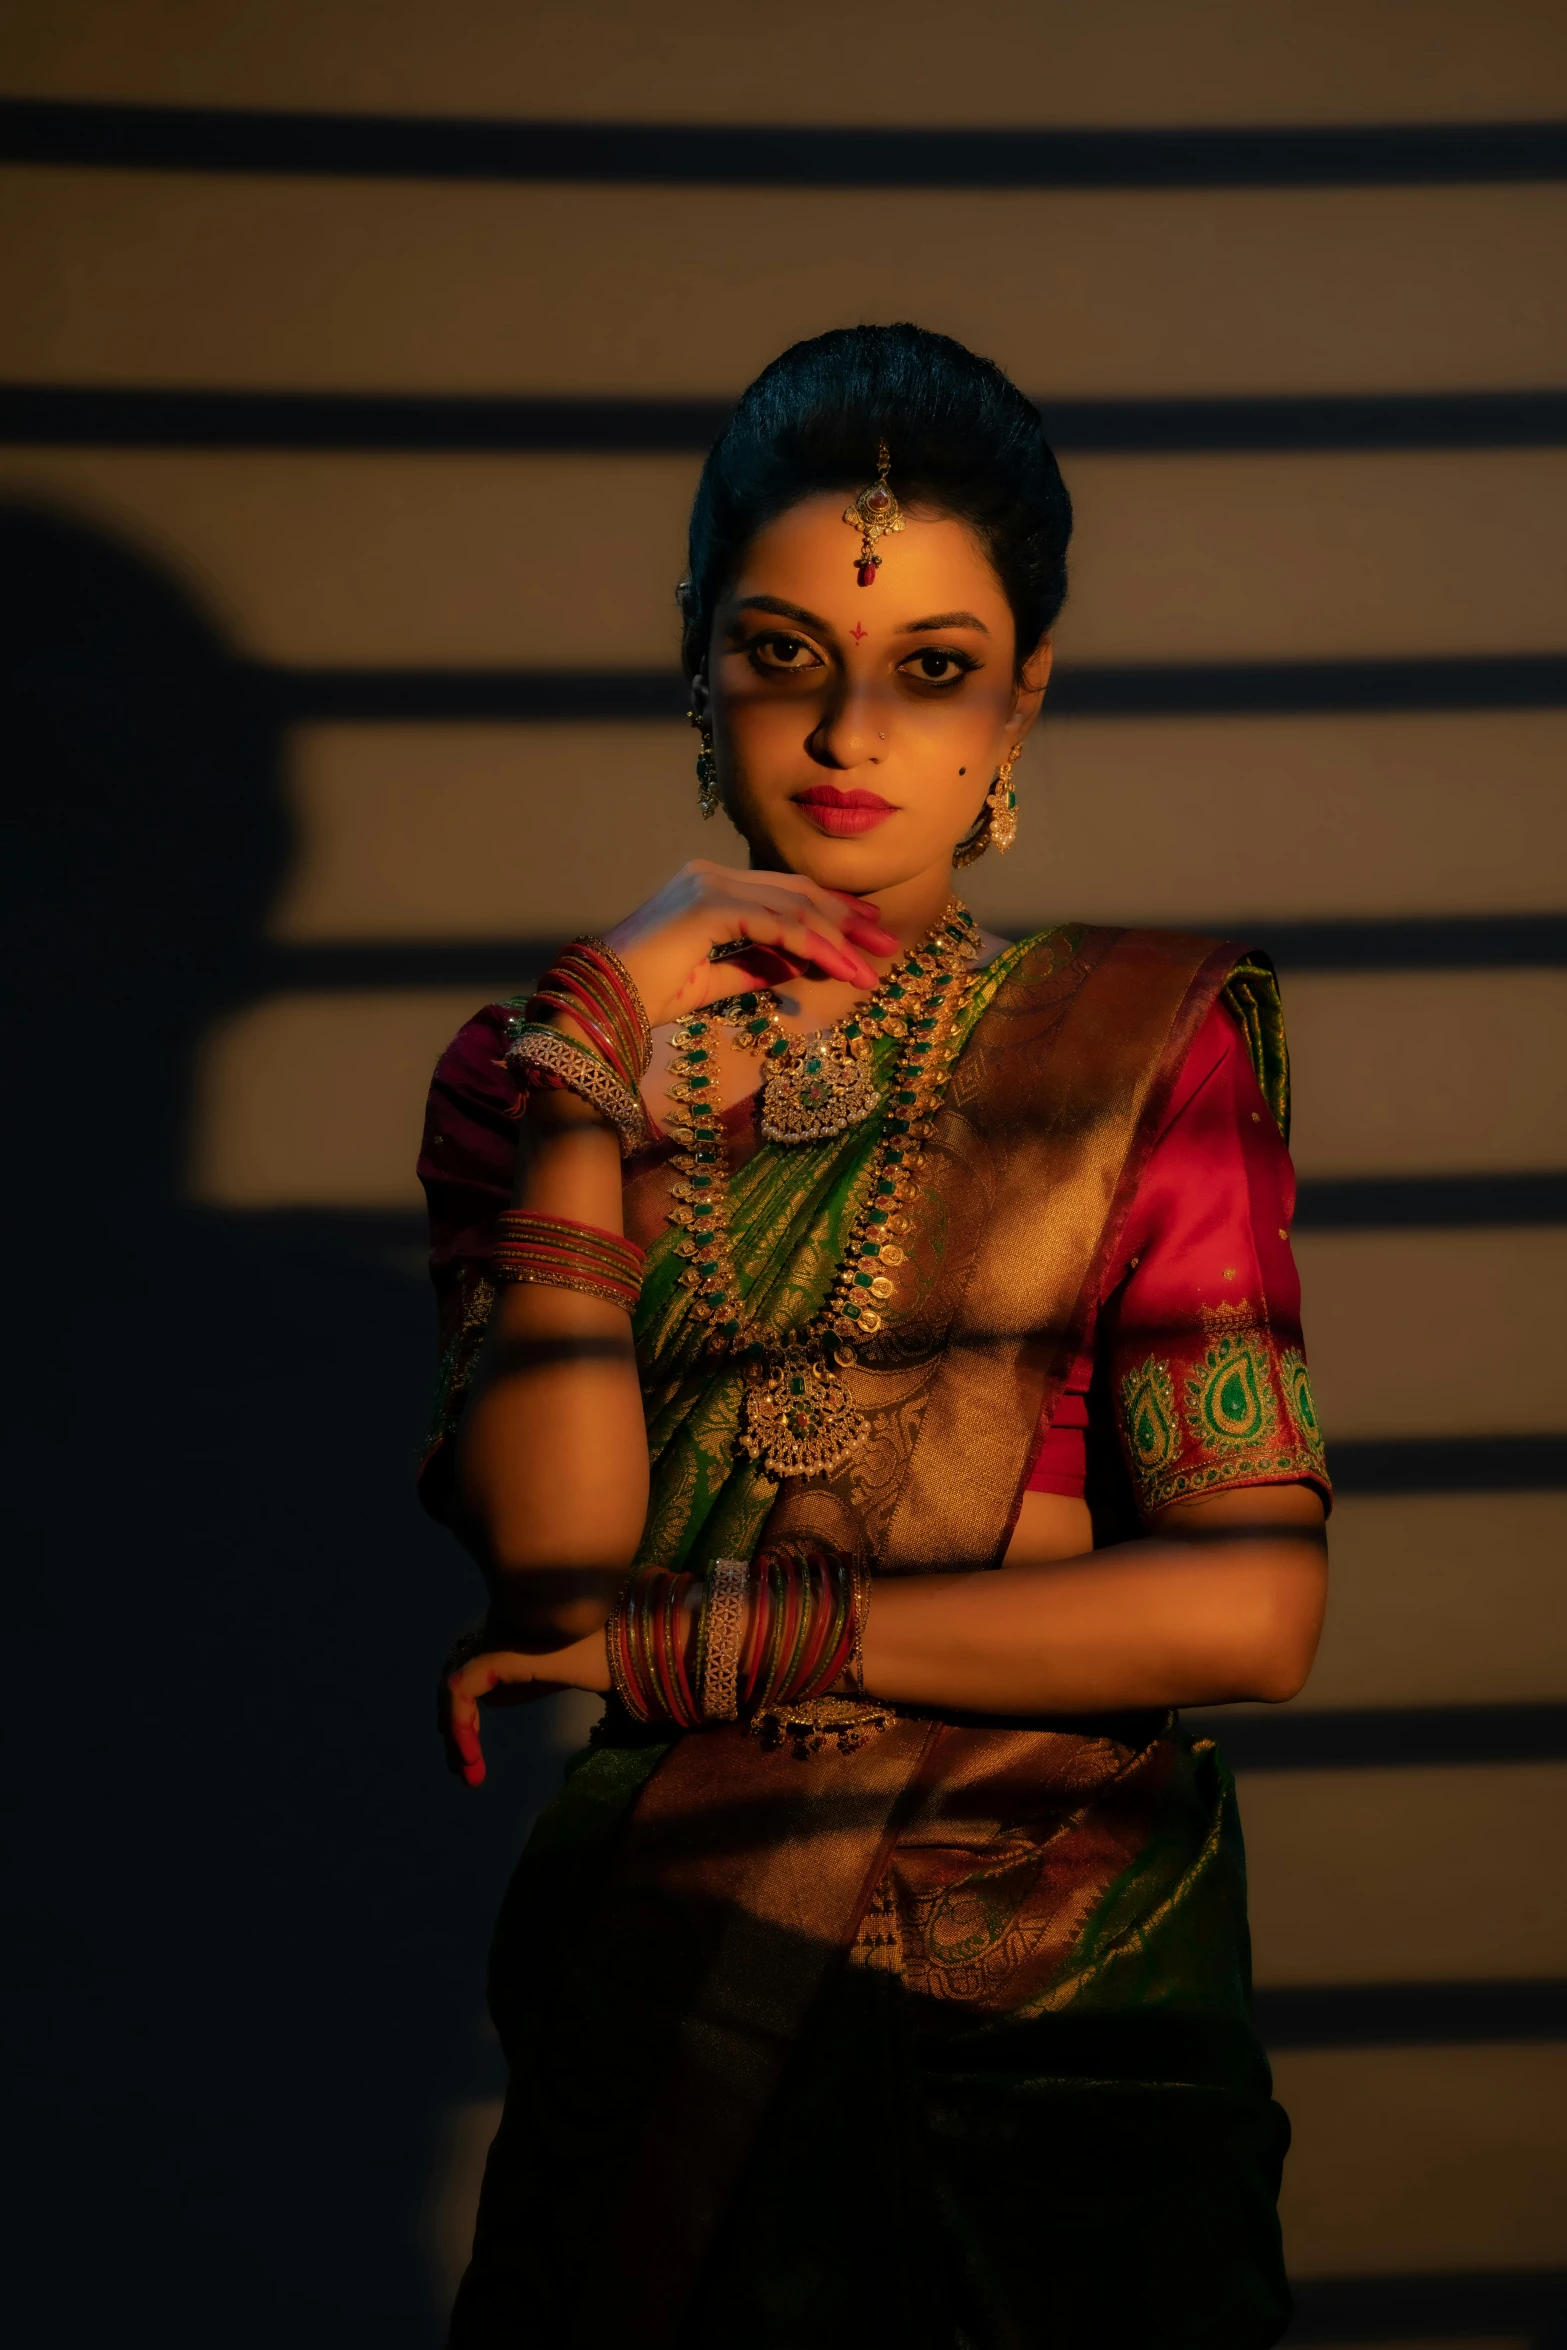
[{"xmin": 421, "ymin": 927, "xmax": 1317, "ymax": 2350}]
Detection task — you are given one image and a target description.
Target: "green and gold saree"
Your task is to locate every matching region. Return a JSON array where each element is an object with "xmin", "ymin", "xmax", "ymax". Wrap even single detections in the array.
[{"xmin": 419, "ymin": 924, "xmax": 1313, "ymax": 2349}]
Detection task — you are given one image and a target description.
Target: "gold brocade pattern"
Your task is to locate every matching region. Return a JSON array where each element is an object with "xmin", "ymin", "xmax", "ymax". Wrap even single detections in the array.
[
  {"xmin": 757, "ymin": 924, "xmax": 1246, "ymax": 1575},
  {"xmin": 440, "ymin": 931, "xmax": 1298, "ymax": 2348},
  {"xmin": 623, "ymin": 932, "xmax": 1050, "ymax": 1576},
  {"xmin": 842, "ymin": 1720, "xmax": 1251, "ymax": 2028}
]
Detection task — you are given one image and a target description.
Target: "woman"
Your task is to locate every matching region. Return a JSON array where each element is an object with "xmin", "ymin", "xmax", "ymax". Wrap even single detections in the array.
[{"xmin": 420, "ymin": 325, "xmax": 1329, "ymax": 2350}]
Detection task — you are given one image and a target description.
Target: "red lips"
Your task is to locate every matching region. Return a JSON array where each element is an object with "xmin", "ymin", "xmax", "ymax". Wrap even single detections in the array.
[{"xmin": 793, "ymin": 784, "xmax": 897, "ymax": 836}]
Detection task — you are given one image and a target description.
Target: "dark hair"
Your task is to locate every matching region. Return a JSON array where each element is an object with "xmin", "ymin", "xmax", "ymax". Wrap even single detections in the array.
[{"xmin": 681, "ymin": 323, "xmax": 1072, "ymax": 679}]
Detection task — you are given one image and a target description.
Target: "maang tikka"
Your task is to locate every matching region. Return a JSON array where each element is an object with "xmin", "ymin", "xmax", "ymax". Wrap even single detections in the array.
[{"xmin": 843, "ymin": 441, "xmax": 904, "ymax": 587}]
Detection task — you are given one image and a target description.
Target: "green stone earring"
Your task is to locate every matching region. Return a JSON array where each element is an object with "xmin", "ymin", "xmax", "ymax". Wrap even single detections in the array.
[
  {"xmin": 689, "ymin": 706, "xmax": 720, "ymax": 818},
  {"xmin": 987, "ymin": 743, "xmax": 1021, "ymax": 854}
]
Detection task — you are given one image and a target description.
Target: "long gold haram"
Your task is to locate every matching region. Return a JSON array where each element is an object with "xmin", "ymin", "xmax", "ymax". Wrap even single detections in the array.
[{"xmin": 664, "ymin": 903, "xmax": 978, "ymax": 1480}]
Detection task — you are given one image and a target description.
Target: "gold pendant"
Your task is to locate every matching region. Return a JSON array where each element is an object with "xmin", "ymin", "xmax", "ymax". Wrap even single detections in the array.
[
  {"xmin": 747, "ymin": 1694, "xmax": 897, "ymax": 1756},
  {"xmin": 739, "ymin": 1343, "xmax": 868, "ymax": 1479},
  {"xmin": 760, "ymin": 1035, "xmax": 882, "ymax": 1144}
]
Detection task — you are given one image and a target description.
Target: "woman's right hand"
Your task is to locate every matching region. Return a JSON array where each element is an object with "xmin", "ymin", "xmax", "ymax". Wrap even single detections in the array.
[
  {"xmin": 441, "ymin": 1628, "xmax": 612, "ymax": 1787},
  {"xmin": 602, "ymin": 861, "xmax": 900, "ymax": 1030}
]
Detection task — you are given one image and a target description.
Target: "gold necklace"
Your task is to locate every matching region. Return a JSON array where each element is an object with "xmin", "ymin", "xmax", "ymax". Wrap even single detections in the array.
[
  {"xmin": 664, "ymin": 902, "xmax": 978, "ymax": 1479},
  {"xmin": 722, "ymin": 911, "xmax": 978, "ymax": 1144}
]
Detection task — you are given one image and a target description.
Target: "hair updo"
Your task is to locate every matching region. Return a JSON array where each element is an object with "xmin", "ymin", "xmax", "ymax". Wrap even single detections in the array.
[{"xmin": 680, "ymin": 323, "xmax": 1072, "ymax": 680}]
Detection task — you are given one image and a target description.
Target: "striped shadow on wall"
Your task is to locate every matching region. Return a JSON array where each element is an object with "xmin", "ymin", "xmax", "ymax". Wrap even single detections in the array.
[
  {"xmin": 5, "ymin": 96, "xmax": 1567, "ymax": 185},
  {"xmin": 4, "ymin": 61, "xmax": 1564, "ymax": 2346}
]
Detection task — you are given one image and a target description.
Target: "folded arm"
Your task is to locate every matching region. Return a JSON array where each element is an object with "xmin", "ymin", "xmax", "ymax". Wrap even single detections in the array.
[
  {"xmin": 443, "ymin": 1481, "xmax": 1326, "ymax": 1782},
  {"xmin": 871, "ymin": 1481, "xmax": 1327, "ymax": 1713}
]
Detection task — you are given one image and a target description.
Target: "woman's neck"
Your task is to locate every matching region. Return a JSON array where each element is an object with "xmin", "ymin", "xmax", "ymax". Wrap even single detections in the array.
[
  {"xmin": 765, "ymin": 869, "xmax": 972, "ymax": 1034},
  {"xmin": 755, "ymin": 859, "xmax": 962, "ymax": 1034}
]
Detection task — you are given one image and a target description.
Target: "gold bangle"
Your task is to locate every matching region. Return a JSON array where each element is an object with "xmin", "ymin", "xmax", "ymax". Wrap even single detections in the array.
[
  {"xmin": 604, "ymin": 1588, "xmax": 642, "ymax": 1720},
  {"xmin": 507, "ymin": 1023, "xmax": 650, "ymax": 1156},
  {"xmin": 488, "ymin": 1263, "xmax": 641, "ymax": 1310},
  {"xmin": 700, "ymin": 1558, "xmax": 749, "ymax": 1723},
  {"xmin": 845, "ymin": 1557, "xmax": 871, "ymax": 1695}
]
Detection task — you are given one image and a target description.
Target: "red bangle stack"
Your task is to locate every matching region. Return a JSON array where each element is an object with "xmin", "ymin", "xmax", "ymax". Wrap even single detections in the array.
[
  {"xmin": 739, "ymin": 1541, "xmax": 860, "ymax": 1712},
  {"xmin": 607, "ymin": 1566, "xmax": 704, "ymax": 1728},
  {"xmin": 527, "ymin": 936, "xmax": 652, "ymax": 1090},
  {"xmin": 490, "ymin": 1209, "xmax": 645, "ymax": 1312},
  {"xmin": 605, "ymin": 1540, "xmax": 868, "ymax": 1729}
]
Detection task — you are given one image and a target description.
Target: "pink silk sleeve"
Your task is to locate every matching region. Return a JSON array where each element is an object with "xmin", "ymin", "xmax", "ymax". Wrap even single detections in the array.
[
  {"xmin": 415, "ymin": 1002, "xmax": 523, "ymax": 1516},
  {"xmin": 1026, "ymin": 996, "xmax": 1330, "ymax": 1519}
]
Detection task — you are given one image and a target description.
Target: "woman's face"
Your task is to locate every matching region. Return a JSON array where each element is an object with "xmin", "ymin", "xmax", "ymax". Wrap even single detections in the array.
[{"xmin": 702, "ymin": 493, "xmax": 1051, "ymax": 894}]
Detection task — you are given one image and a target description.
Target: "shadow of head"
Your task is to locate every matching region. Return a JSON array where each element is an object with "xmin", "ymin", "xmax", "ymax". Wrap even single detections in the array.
[{"xmin": 0, "ymin": 500, "xmax": 292, "ymax": 1197}]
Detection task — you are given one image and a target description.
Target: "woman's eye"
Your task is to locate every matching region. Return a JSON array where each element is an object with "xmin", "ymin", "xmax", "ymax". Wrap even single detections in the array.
[
  {"xmin": 753, "ymin": 634, "xmax": 823, "ymax": 671},
  {"xmin": 899, "ymin": 648, "xmax": 974, "ymax": 685}
]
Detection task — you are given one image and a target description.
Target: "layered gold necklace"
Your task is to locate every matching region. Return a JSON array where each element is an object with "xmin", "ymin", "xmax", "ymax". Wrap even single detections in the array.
[{"xmin": 664, "ymin": 901, "xmax": 979, "ymax": 1479}]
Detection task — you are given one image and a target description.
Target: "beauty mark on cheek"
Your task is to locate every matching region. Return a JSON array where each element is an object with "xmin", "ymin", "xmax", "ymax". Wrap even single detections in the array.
[{"xmin": 850, "ymin": 623, "xmax": 868, "ymax": 642}]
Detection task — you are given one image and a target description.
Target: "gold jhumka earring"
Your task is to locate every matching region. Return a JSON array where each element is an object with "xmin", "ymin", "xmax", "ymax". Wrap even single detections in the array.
[
  {"xmin": 689, "ymin": 706, "xmax": 720, "ymax": 818},
  {"xmin": 952, "ymin": 744, "xmax": 1022, "ymax": 867},
  {"xmin": 988, "ymin": 742, "xmax": 1021, "ymax": 852},
  {"xmin": 843, "ymin": 441, "xmax": 904, "ymax": 586}
]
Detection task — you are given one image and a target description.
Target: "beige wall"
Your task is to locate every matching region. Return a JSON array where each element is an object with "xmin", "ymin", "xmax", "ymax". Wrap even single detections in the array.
[
  {"xmin": 3, "ymin": 0, "xmax": 1566, "ymax": 123},
  {"xmin": 9, "ymin": 172, "xmax": 1567, "ymax": 395},
  {"xmin": 273, "ymin": 714, "xmax": 1567, "ymax": 936},
  {"xmin": 4, "ymin": 444, "xmax": 1565, "ymax": 661},
  {"xmin": 7, "ymin": 3, "xmax": 1565, "ymax": 2332}
]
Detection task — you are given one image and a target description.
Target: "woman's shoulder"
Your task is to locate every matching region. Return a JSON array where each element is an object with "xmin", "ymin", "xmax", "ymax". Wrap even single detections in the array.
[
  {"xmin": 427, "ymin": 998, "xmax": 526, "ymax": 1111},
  {"xmin": 419, "ymin": 1000, "xmax": 528, "ymax": 1225},
  {"xmin": 1163, "ymin": 987, "xmax": 1264, "ymax": 1129},
  {"xmin": 991, "ymin": 923, "xmax": 1288, "ymax": 1139}
]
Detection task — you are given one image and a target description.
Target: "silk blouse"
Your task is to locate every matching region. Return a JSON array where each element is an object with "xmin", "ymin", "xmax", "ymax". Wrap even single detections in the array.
[{"xmin": 417, "ymin": 991, "xmax": 1329, "ymax": 1528}]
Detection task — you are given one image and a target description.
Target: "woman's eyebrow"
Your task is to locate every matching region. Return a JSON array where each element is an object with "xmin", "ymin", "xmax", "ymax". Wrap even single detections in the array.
[
  {"xmin": 897, "ymin": 610, "xmax": 991, "ymax": 634},
  {"xmin": 732, "ymin": 594, "xmax": 835, "ymax": 633}
]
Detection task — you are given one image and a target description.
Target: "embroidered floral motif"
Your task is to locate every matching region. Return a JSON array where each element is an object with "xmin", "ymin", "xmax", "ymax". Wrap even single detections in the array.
[
  {"xmin": 1280, "ymin": 1346, "xmax": 1328, "ymax": 1477},
  {"xmin": 1187, "ymin": 1331, "xmax": 1278, "ymax": 1453},
  {"xmin": 1119, "ymin": 1357, "xmax": 1180, "ymax": 1477},
  {"xmin": 1115, "ymin": 1318, "xmax": 1329, "ymax": 1515},
  {"xmin": 923, "ymin": 1847, "xmax": 1050, "ymax": 1972}
]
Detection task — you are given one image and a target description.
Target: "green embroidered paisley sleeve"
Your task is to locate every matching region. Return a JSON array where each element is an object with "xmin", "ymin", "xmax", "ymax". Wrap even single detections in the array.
[{"xmin": 1108, "ymin": 977, "xmax": 1329, "ymax": 1518}]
